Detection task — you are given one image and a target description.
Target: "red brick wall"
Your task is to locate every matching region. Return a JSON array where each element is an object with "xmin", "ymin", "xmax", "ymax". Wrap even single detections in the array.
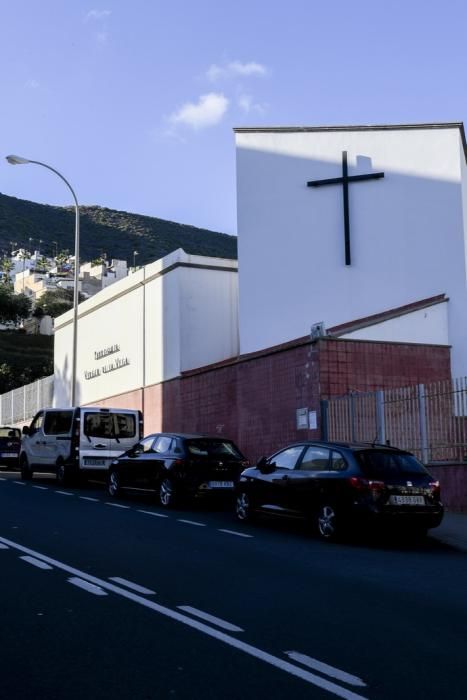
[
  {"xmin": 92, "ymin": 337, "xmax": 451, "ymax": 464},
  {"xmin": 319, "ymin": 339, "xmax": 451, "ymax": 397}
]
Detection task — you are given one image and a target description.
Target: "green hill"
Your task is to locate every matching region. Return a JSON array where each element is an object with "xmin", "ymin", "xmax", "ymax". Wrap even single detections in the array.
[
  {"xmin": 0, "ymin": 192, "xmax": 237, "ymax": 265},
  {"xmin": 0, "ymin": 331, "xmax": 54, "ymax": 394}
]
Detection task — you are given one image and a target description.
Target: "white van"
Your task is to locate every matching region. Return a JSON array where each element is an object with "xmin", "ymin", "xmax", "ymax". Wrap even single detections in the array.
[{"xmin": 20, "ymin": 407, "xmax": 143, "ymax": 484}]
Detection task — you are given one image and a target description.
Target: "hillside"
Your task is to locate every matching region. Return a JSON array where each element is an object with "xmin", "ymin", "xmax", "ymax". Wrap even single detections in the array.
[
  {"xmin": 0, "ymin": 192, "xmax": 237, "ymax": 265},
  {"xmin": 0, "ymin": 331, "xmax": 54, "ymax": 393}
]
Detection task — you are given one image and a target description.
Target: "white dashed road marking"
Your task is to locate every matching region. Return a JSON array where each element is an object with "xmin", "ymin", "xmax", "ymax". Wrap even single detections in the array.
[
  {"xmin": 80, "ymin": 496, "xmax": 100, "ymax": 502},
  {"xmin": 178, "ymin": 605, "xmax": 244, "ymax": 632},
  {"xmin": 285, "ymin": 651, "xmax": 367, "ymax": 688},
  {"xmin": 109, "ymin": 577, "xmax": 156, "ymax": 595},
  {"xmin": 13, "ymin": 481, "xmax": 26, "ymax": 486},
  {"xmin": 218, "ymin": 529, "xmax": 253, "ymax": 539},
  {"xmin": 105, "ymin": 502, "xmax": 130, "ymax": 509},
  {"xmin": 68, "ymin": 577, "xmax": 108, "ymax": 596},
  {"xmin": 0, "ymin": 543, "xmax": 9, "ymax": 549},
  {"xmin": 137, "ymin": 510, "xmax": 168, "ymax": 518},
  {"xmin": 0, "ymin": 535, "xmax": 369, "ymax": 699},
  {"xmin": 56, "ymin": 491, "xmax": 73, "ymax": 496},
  {"xmin": 177, "ymin": 519, "xmax": 206, "ymax": 527},
  {"xmin": 32, "ymin": 485, "xmax": 48, "ymax": 490},
  {"xmin": 20, "ymin": 555, "xmax": 53, "ymax": 570}
]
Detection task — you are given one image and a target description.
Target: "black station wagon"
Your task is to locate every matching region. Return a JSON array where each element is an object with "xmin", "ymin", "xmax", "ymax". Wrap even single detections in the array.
[
  {"xmin": 108, "ymin": 432, "xmax": 249, "ymax": 507},
  {"xmin": 235, "ymin": 441, "xmax": 444, "ymax": 541}
]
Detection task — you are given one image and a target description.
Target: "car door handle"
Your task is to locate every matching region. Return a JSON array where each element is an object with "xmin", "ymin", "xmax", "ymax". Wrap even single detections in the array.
[{"xmin": 93, "ymin": 443, "xmax": 107, "ymax": 449}]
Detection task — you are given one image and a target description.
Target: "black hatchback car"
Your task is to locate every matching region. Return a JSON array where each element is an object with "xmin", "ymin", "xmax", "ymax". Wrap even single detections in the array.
[
  {"xmin": 235, "ymin": 441, "xmax": 444, "ymax": 541},
  {"xmin": 0, "ymin": 426, "xmax": 21, "ymax": 469},
  {"xmin": 108, "ymin": 432, "xmax": 249, "ymax": 506}
]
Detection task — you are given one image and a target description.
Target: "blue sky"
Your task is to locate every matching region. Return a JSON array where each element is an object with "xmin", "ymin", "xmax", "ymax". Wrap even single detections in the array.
[{"xmin": 1, "ymin": 0, "xmax": 467, "ymax": 236}]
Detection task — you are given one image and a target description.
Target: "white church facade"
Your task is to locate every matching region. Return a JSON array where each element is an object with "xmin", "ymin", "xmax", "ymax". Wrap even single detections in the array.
[{"xmin": 235, "ymin": 123, "xmax": 467, "ymax": 376}]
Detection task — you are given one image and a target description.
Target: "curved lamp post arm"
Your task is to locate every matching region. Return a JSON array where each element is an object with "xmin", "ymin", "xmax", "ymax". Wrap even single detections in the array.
[{"xmin": 6, "ymin": 155, "xmax": 80, "ymax": 407}]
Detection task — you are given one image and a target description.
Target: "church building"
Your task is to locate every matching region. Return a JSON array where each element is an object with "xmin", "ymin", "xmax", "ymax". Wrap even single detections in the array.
[{"xmin": 54, "ymin": 123, "xmax": 464, "ymax": 460}]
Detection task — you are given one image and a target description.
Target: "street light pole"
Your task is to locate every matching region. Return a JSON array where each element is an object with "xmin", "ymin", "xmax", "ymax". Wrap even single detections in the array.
[{"xmin": 6, "ymin": 154, "xmax": 80, "ymax": 407}]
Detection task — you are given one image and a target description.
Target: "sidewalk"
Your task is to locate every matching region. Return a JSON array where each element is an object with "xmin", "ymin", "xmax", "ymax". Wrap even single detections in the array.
[{"xmin": 429, "ymin": 511, "xmax": 467, "ymax": 552}]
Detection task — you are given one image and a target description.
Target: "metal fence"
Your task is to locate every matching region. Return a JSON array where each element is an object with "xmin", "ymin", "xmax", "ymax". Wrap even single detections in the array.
[
  {"xmin": 322, "ymin": 377, "xmax": 467, "ymax": 464},
  {"xmin": 0, "ymin": 375, "xmax": 54, "ymax": 427}
]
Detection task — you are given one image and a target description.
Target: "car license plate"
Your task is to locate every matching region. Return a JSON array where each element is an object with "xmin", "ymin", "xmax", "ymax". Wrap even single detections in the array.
[
  {"xmin": 208, "ymin": 480, "xmax": 234, "ymax": 489},
  {"xmin": 389, "ymin": 495, "xmax": 425, "ymax": 505},
  {"xmin": 1, "ymin": 453, "xmax": 17, "ymax": 458},
  {"xmin": 83, "ymin": 458, "xmax": 106, "ymax": 466}
]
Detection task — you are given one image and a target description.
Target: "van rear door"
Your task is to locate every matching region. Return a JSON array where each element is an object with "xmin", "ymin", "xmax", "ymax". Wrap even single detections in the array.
[{"xmin": 79, "ymin": 409, "xmax": 140, "ymax": 471}]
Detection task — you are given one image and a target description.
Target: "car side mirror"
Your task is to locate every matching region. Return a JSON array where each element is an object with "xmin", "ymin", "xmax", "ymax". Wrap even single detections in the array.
[
  {"xmin": 257, "ymin": 457, "xmax": 276, "ymax": 474},
  {"xmin": 22, "ymin": 426, "xmax": 30, "ymax": 436}
]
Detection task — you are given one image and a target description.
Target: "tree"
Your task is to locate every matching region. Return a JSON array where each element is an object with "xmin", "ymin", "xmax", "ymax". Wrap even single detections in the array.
[
  {"xmin": 0, "ymin": 286, "xmax": 31, "ymax": 324},
  {"xmin": 34, "ymin": 288, "xmax": 85, "ymax": 318},
  {"xmin": 0, "ymin": 257, "xmax": 13, "ymax": 287}
]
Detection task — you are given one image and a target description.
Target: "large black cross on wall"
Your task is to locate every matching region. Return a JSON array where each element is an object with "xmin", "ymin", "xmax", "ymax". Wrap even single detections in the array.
[{"xmin": 307, "ymin": 151, "xmax": 384, "ymax": 266}]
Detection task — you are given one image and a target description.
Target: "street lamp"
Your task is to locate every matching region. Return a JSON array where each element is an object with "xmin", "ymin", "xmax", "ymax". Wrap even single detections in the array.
[
  {"xmin": 6, "ymin": 154, "xmax": 80, "ymax": 407},
  {"xmin": 133, "ymin": 250, "xmax": 139, "ymax": 271}
]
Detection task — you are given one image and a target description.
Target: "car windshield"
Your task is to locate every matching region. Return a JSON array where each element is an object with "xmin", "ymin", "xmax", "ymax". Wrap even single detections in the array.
[
  {"xmin": 186, "ymin": 439, "xmax": 243, "ymax": 459},
  {"xmin": 355, "ymin": 450, "xmax": 429, "ymax": 479}
]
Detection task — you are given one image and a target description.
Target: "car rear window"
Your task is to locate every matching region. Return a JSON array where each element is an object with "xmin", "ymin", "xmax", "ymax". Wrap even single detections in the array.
[
  {"xmin": 186, "ymin": 439, "xmax": 243, "ymax": 459},
  {"xmin": 355, "ymin": 450, "xmax": 429, "ymax": 479},
  {"xmin": 0, "ymin": 427, "xmax": 20, "ymax": 439}
]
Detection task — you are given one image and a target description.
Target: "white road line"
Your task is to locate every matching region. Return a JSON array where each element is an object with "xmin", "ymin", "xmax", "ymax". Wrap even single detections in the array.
[
  {"xmin": 285, "ymin": 651, "xmax": 367, "ymax": 688},
  {"xmin": 0, "ymin": 535, "xmax": 368, "ymax": 700},
  {"xmin": 13, "ymin": 481, "xmax": 26, "ymax": 486},
  {"xmin": 68, "ymin": 577, "xmax": 108, "ymax": 596},
  {"xmin": 80, "ymin": 496, "xmax": 100, "ymax": 502},
  {"xmin": 105, "ymin": 502, "xmax": 130, "ymax": 509},
  {"xmin": 32, "ymin": 485, "xmax": 48, "ymax": 490},
  {"xmin": 137, "ymin": 509, "xmax": 168, "ymax": 518},
  {"xmin": 177, "ymin": 519, "xmax": 206, "ymax": 527},
  {"xmin": 218, "ymin": 529, "xmax": 253, "ymax": 539},
  {"xmin": 55, "ymin": 491, "xmax": 73, "ymax": 496},
  {"xmin": 108, "ymin": 577, "xmax": 156, "ymax": 595},
  {"xmin": 0, "ymin": 543, "xmax": 9, "ymax": 549},
  {"xmin": 0, "ymin": 477, "xmax": 6, "ymax": 481},
  {"xmin": 178, "ymin": 605, "xmax": 244, "ymax": 632},
  {"xmin": 20, "ymin": 555, "xmax": 53, "ymax": 570}
]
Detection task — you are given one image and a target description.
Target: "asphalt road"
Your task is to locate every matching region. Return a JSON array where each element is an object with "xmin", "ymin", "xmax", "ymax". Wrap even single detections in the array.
[{"xmin": 0, "ymin": 470, "xmax": 466, "ymax": 700}]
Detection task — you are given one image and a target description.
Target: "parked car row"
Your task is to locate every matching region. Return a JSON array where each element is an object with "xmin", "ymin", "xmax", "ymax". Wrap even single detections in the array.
[{"xmin": 1, "ymin": 411, "xmax": 444, "ymax": 542}]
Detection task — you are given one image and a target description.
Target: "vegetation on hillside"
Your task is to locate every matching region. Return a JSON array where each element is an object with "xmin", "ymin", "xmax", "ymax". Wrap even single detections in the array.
[
  {"xmin": 0, "ymin": 332, "xmax": 53, "ymax": 393},
  {"xmin": 0, "ymin": 192, "xmax": 237, "ymax": 265}
]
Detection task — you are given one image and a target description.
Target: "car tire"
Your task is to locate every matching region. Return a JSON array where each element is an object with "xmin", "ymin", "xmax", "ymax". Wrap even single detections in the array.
[
  {"xmin": 20, "ymin": 455, "xmax": 33, "ymax": 481},
  {"xmin": 316, "ymin": 503, "xmax": 341, "ymax": 542},
  {"xmin": 108, "ymin": 470, "xmax": 121, "ymax": 498},
  {"xmin": 159, "ymin": 477, "xmax": 176, "ymax": 508},
  {"xmin": 235, "ymin": 491, "xmax": 255, "ymax": 522}
]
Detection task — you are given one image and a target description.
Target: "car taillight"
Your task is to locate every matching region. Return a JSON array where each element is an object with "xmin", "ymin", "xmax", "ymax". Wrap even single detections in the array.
[
  {"xmin": 348, "ymin": 476, "xmax": 385, "ymax": 499},
  {"xmin": 429, "ymin": 480, "xmax": 441, "ymax": 499}
]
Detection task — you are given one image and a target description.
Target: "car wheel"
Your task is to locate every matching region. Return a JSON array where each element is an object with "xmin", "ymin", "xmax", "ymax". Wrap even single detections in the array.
[
  {"xmin": 235, "ymin": 491, "xmax": 254, "ymax": 522},
  {"xmin": 159, "ymin": 477, "xmax": 176, "ymax": 508},
  {"xmin": 108, "ymin": 470, "xmax": 121, "ymax": 498},
  {"xmin": 316, "ymin": 503, "xmax": 340, "ymax": 541},
  {"xmin": 20, "ymin": 455, "xmax": 33, "ymax": 481}
]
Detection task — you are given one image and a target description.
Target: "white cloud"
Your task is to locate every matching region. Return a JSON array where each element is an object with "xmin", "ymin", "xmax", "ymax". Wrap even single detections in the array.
[
  {"xmin": 238, "ymin": 93, "xmax": 267, "ymax": 115},
  {"xmin": 169, "ymin": 93, "xmax": 229, "ymax": 130},
  {"xmin": 206, "ymin": 61, "xmax": 267, "ymax": 82},
  {"xmin": 85, "ymin": 9, "xmax": 111, "ymax": 21},
  {"xmin": 25, "ymin": 79, "xmax": 40, "ymax": 89},
  {"xmin": 96, "ymin": 31, "xmax": 108, "ymax": 44}
]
